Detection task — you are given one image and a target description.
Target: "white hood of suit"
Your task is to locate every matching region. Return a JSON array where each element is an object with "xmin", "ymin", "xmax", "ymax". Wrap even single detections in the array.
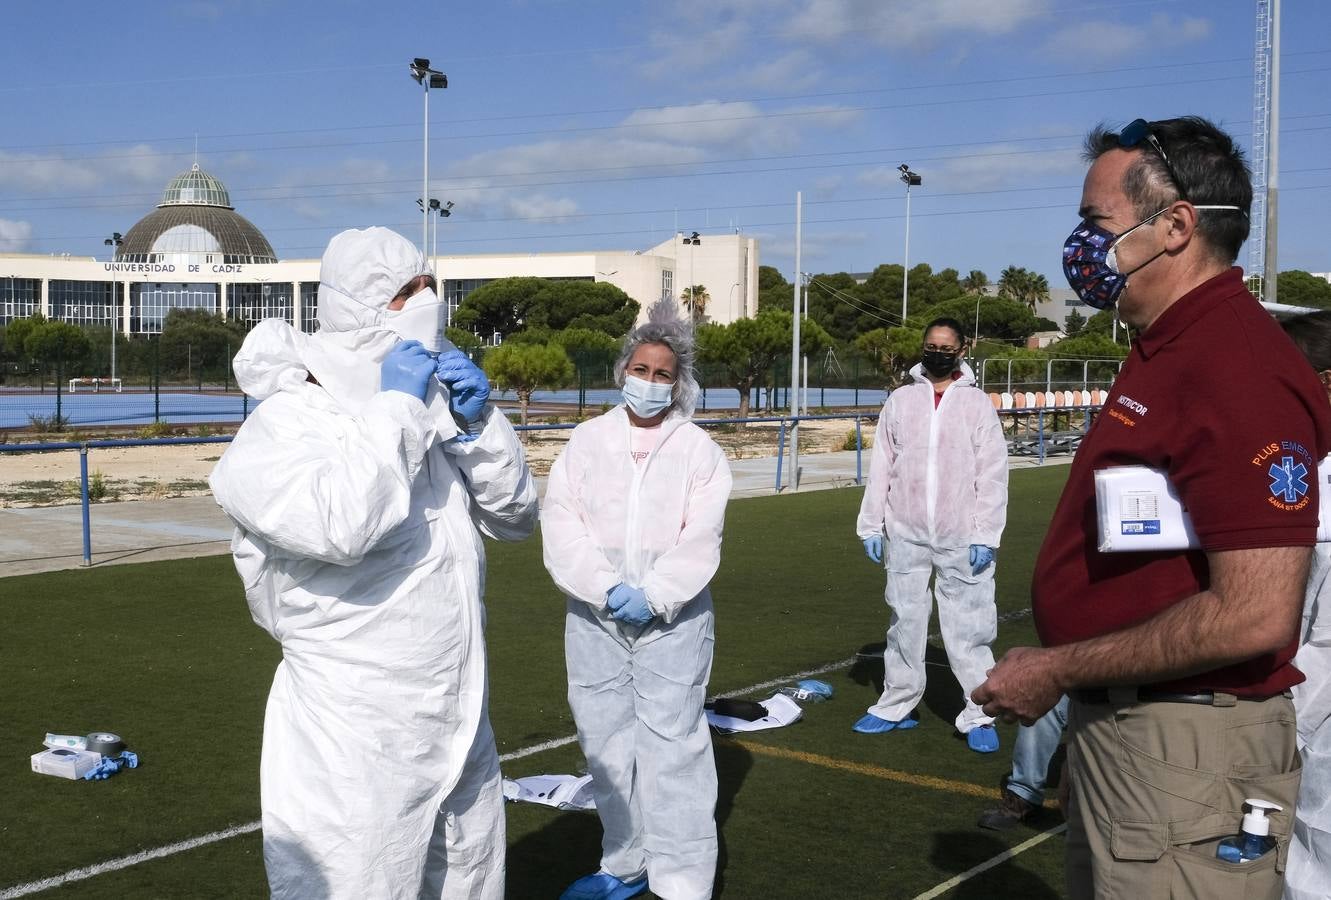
[{"xmin": 232, "ymin": 227, "xmax": 439, "ymax": 415}]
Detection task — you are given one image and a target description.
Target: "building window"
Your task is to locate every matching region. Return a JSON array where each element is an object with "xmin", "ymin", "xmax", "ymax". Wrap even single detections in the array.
[
  {"xmin": 49, "ymin": 280, "xmax": 120, "ymax": 328},
  {"xmin": 129, "ymin": 283, "xmax": 219, "ymax": 334},
  {"xmin": 228, "ymin": 283, "xmax": 293, "ymax": 330},
  {"xmin": 300, "ymin": 283, "xmax": 320, "ymax": 333},
  {"xmin": 1, "ymin": 278, "xmax": 41, "ymax": 324},
  {"xmin": 662, "ymin": 269, "xmax": 673, "ymax": 300}
]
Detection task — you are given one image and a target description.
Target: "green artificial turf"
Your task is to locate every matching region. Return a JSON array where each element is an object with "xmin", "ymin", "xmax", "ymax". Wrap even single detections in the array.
[{"xmin": 1, "ymin": 465, "xmax": 1070, "ymax": 898}]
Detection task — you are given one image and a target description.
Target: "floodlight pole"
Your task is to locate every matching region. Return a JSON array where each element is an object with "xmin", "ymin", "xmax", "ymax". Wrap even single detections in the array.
[
  {"xmin": 103, "ymin": 232, "xmax": 123, "ymax": 382},
  {"xmin": 789, "ymin": 191, "xmax": 802, "ymax": 490},
  {"xmin": 898, "ymin": 165, "xmax": 921, "ymax": 326},
  {"xmin": 410, "ymin": 58, "xmax": 447, "ymax": 257}
]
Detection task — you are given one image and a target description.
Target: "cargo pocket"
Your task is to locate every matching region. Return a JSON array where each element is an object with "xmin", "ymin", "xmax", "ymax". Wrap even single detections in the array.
[{"xmin": 1110, "ymin": 818, "xmax": 1283, "ymax": 900}]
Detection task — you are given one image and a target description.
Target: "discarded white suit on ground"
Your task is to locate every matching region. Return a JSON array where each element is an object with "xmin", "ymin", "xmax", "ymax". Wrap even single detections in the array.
[
  {"xmin": 210, "ymin": 227, "xmax": 538, "ymax": 900},
  {"xmin": 855, "ymin": 361, "xmax": 1008, "ymax": 732},
  {"xmin": 542, "ymin": 406, "xmax": 732, "ymax": 900},
  {"xmin": 1287, "ymin": 542, "xmax": 1331, "ymax": 900}
]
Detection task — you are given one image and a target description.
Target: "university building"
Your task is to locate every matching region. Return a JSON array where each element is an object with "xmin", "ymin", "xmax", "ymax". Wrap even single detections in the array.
[{"xmin": 1, "ymin": 165, "xmax": 760, "ymax": 339}]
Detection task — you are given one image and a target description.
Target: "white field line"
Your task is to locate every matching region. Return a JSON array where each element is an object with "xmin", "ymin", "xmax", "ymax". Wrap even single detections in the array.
[
  {"xmin": 0, "ymin": 654, "xmax": 864, "ymax": 897},
  {"xmin": 0, "ymin": 822, "xmax": 262, "ymax": 899},
  {"xmin": 911, "ymin": 823, "xmax": 1068, "ymax": 900}
]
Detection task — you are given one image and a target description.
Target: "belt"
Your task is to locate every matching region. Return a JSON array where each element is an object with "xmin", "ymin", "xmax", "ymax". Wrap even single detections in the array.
[{"xmin": 1074, "ymin": 688, "xmax": 1284, "ymax": 707}]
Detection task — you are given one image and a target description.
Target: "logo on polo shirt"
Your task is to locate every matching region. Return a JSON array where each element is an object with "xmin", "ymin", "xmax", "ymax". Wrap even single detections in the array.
[{"xmin": 1254, "ymin": 439, "xmax": 1314, "ymax": 511}]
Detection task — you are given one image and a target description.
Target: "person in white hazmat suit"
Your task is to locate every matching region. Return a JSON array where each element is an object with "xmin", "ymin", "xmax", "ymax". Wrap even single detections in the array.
[
  {"xmin": 208, "ymin": 227, "xmax": 538, "ymax": 899},
  {"xmin": 1279, "ymin": 311, "xmax": 1331, "ymax": 900},
  {"xmin": 854, "ymin": 316, "xmax": 1009, "ymax": 753},
  {"xmin": 541, "ymin": 298, "xmax": 733, "ymax": 900}
]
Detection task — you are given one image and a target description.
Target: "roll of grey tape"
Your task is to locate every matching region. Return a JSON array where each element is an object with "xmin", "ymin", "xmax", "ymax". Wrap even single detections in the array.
[{"xmin": 85, "ymin": 732, "xmax": 126, "ymax": 756}]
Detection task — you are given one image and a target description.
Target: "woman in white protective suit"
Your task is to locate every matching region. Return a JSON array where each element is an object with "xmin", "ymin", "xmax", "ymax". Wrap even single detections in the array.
[
  {"xmin": 541, "ymin": 298, "xmax": 732, "ymax": 900},
  {"xmin": 209, "ymin": 227, "xmax": 538, "ymax": 900},
  {"xmin": 1279, "ymin": 311, "xmax": 1331, "ymax": 900},
  {"xmin": 854, "ymin": 316, "xmax": 1009, "ymax": 753}
]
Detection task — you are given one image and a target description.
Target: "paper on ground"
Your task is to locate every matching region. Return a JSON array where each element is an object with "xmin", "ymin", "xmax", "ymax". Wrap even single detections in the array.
[
  {"xmin": 705, "ymin": 692, "xmax": 803, "ymax": 733},
  {"xmin": 502, "ymin": 773, "xmax": 596, "ymax": 811}
]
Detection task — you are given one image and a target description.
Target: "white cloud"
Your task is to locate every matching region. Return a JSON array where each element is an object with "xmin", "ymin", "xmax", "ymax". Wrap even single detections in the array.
[
  {"xmin": 786, "ymin": 0, "xmax": 1050, "ymax": 48},
  {"xmin": 1044, "ymin": 13, "xmax": 1213, "ymax": 62},
  {"xmin": 0, "ymin": 218, "xmax": 33, "ymax": 252},
  {"xmin": 0, "ymin": 145, "xmax": 178, "ymax": 195}
]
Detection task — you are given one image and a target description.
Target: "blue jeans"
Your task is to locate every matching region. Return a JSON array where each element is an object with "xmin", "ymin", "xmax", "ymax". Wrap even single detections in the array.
[{"xmin": 1007, "ymin": 694, "xmax": 1068, "ymax": 806}]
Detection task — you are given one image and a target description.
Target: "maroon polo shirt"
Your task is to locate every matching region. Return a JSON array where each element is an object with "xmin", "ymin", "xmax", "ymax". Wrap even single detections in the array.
[{"xmin": 1032, "ymin": 268, "xmax": 1331, "ymax": 696}]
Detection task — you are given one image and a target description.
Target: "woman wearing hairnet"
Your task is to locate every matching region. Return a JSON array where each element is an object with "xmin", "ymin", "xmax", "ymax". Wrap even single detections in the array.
[
  {"xmin": 541, "ymin": 299, "xmax": 733, "ymax": 900},
  {"xmin": 209, "ymin": 227, "xmax": 538, "ymax": 899},
  {"xmin": 1279, "ymin": 310, "xmax": 1331, "ymax": 900}
]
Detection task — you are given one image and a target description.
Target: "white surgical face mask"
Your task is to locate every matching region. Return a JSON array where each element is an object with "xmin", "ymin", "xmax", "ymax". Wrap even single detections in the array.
[
  {"xmin": 622, "ymin": 374, "xmax": 673, "ymax": 419},
  {"xmin": 383, "ymin": 287, "xmax": 445, "ymax": 353}
]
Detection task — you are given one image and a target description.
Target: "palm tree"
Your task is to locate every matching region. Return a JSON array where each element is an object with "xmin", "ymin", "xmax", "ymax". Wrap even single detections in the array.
[
  {"xmin": 681, "ymin": 285, "xmax": 710, "ymax": 324},
  {"xmin": 962, "ymin": 270, "xmax": 989, "ymax": 295},
  {"xmin": 997, "ymin": 266, "xmax": 1050, "ymax": 313}
]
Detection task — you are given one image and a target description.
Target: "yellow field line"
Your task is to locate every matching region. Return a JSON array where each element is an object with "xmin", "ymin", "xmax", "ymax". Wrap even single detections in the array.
[{"xmin": 732, "ymin": 739, "xmax": 1002, "ymax": 800}]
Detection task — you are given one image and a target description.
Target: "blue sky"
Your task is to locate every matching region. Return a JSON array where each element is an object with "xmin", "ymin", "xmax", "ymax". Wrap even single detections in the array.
[{"xmin": 1, "ymin": 0, "xmax": 1327, "ymax": 286}]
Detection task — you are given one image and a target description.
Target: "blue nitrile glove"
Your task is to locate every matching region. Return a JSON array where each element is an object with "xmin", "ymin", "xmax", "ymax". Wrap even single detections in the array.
[
  {"xmin": 606, "ymin": 583, "xmax": 641, "ymax": 612},
  {"xmin": 435, "ymin": 349, "xmax": 491, "ymax": 425},
  {"xmin": 969, "ymin": 544, "xmax": 996, "ymax": 575},
  {"xmin": 380, "ymin": 340, "xmax": 436, "ymax": 403},
  {"xmin": 607, "ymin": 584, "xmax": 653, "ymax": 627},
  {"xmin": 862, "ymin": 535, "xmax": 883, "ymax": 564}
]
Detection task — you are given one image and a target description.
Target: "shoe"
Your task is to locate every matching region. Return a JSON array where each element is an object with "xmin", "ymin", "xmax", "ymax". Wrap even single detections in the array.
[
  {"xmin": 966, "ymin": 724, "xmax": 999, "ymax": 753},
  {"xmin": 977, "ymin": 787, "xmax": 1039, "ymax": 830},
  {"xmin": 559, "ymin": 872, "xmax": 649, "ymax": 900},
  {"xmin": 853, "ymin": 713, "xmax": 919, "ymax": 734}
]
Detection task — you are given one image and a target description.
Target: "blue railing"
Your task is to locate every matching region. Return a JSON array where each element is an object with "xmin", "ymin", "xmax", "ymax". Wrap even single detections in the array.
[{"xmin": 0, "ymin": 407, "xmax": 1097, "ymax": 566}]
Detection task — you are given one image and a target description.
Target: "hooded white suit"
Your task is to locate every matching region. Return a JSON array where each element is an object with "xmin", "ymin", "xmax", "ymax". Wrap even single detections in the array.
[
  {"xmin": 1286, "ymin": 542, "xmax": 1331, "ymax": 900},
  {"xmin": 542, "ymin": 406, "xmax": 732, "ymax": 900},
  {"xmin": 855, "ymin": 361, "xmax": 1008, "ymax": 732},
  {"xmin": 209, "ymin": 228, "xmax": 537, "ymax": 899}
]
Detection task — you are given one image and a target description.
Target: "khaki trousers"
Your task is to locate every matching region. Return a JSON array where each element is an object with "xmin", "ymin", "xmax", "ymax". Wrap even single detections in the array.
[{"xmin": 1065, "ymin": 691, "xmax": 1300, "ymax": 900}]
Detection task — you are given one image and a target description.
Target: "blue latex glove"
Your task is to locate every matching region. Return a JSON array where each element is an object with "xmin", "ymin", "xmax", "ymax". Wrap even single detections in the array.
[
  {"xmin": 380, "ymin": 340, "xmax": 436, "ymax": 402},
  {"xmin": 969, "ymin": 544, "xmax": 996, "ymax": 575},
  {"xmin": 606, "ymin": 583, "xmax": 642, "ymax": 612},
  {"xmin": 435, "ymin": 349, "xmax": 491, "ymax": 425},
  {"xmin": 607, "ymin": 584, "xmax": 653, "ymax": 627},
  {"xmin": 862, "ymin": 535, "xmax": 883, "ymax": 564}
]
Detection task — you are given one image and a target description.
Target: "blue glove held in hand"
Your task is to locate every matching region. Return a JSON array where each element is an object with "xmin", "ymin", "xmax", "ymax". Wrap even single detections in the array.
[
  {"xmin": 435, "ymin": 349, "xmax": 491, "ymax": 425},
  {"xmin": 969, "ymin": 544, "xmax": 996, "ymax": 575},
  {"xmin": 607, "ymin": 583, "xmax": 653, "ymax": 626},
  {"xmin": 380, "ymin": 340, "xmax": 436, "ymax": 402},
  {"xmin": 862, "ymin": 535, "xmax": 883, "ymax": 564}
]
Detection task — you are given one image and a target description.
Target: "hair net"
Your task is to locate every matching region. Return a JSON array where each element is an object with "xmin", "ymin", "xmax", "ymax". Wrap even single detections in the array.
[{"xmin": 614, "ymin": 297, "xmax": 700, "ymax": 418}]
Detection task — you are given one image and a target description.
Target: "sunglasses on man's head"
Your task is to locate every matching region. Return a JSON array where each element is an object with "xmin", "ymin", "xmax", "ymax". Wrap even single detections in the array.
[{"xmin": 1118, "ymin": 118, "xmax": 1189, "ymax": 202}]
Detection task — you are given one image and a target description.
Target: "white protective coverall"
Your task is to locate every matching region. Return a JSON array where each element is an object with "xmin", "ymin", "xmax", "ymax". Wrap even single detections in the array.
[
  {"xmin": 541, "ymin": 406, "xmax": 732, "ymax": 900},
  {"xmin": 1286, "ymin": 540, "xmax": 1331, "ymax": 900},
  {"xmin": 854, "ymin": 361, "xmax": 1008, "ymax": 732},
  {"xmin": 209, "ymin": 228, "xmax": 538, "ymax": 900}
]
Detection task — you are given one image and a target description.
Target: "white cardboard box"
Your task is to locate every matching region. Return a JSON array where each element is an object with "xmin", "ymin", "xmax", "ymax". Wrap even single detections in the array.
[{"xmin": 31, "ymin": 747, "xmax": 101, "ymax": 780}]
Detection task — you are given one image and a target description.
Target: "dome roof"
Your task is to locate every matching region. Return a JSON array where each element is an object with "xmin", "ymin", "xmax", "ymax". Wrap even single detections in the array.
[
  {"xmin": 161, "ymin": 163, "xmax": 232, "ymax": 207},
  {"xmin": 116, "ymin": 163, "xmax": 277, "ymax": 264}
]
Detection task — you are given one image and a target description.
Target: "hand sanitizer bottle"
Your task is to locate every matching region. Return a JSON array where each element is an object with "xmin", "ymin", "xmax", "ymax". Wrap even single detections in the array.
[{"xmin": 1216, "ymin": 798, "xmax": 1281, "ymax": 863}]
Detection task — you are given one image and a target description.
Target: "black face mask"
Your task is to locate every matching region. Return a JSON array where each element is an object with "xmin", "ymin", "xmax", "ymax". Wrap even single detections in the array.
[{"xmin": 920, "ymin": 350, "xmax": 958, "ymax": 377}]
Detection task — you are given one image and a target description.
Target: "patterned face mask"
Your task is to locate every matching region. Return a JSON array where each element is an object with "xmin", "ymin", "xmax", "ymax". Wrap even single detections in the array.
[
  {"xmin": 1062, "ymin": 204, "xmax": 1241, "ymax": 310},
  {"xmin": 1062, "ymin": 210, "xmax": 1166, "ymax": 310}
]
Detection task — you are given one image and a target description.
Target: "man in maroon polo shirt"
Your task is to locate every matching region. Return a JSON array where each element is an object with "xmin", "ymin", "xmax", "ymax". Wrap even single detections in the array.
[{"xmin": 972, "ymin": 116, "xmax": 1331, "ymax": 897}]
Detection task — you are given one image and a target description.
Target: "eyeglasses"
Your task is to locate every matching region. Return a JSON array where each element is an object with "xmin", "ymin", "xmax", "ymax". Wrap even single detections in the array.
[
  {"xmin": 923, "ymin": 343, "xmax": 961, "ymax": 354},
  {"xmin": 1118, "ymin": 118, "xmax": 1189, "ymax": 202}
]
